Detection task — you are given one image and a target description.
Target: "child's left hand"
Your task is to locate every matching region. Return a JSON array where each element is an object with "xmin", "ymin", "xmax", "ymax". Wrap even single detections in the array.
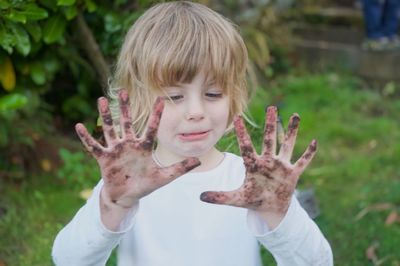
[{"xmin": 200, "ymin": 106, "xmax": 317, "ymax": 227}]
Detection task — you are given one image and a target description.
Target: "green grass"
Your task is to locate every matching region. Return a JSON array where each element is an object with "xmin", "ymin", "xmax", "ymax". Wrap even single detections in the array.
[
  {"xmin": 1, "ymin": 72, "xmax": 400, "ymax": 265},
  {"xmin": 0, "ymin": 178, "xmax": 85, "ymax": 265}
]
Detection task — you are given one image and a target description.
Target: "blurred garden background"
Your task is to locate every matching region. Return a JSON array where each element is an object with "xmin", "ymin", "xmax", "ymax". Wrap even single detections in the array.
[{"xmin": 1, "ymin": 0, "xmax": 400, "ymax": 265}]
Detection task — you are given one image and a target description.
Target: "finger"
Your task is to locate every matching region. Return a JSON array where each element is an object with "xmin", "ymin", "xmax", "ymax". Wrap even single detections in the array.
[
  {"xmin": 118, "ymin": 89, "xmax": 134, "ymax": 139},
  {"xmin": 75, "ymin": 123, "xmax": 104, "ymax": 158},
  {"xmin": 200, "ymin": 190, "xmax": 245, "ymax": 207},
  {"xmin": 278, "ymin": 113, "xmax": 300, "ymax": 161},
  {"xmin": 98, "ymin": 97, "xmax": 118, "ymax": 145},
  {"xmin": 262, "ymin": 106, "xmax": 278, "ymax": 157},
  {"xmin": 159, "ymin": 157, "xmax": 201, "ymax": 184},
  {"xmin": 293, "ymin": 139, "xmax": 317, "ymax": 176},
  {"xmin": 140, "ymin": 97, "xmax": 164, "ymax": 151},
  {"xmin": 233, "ymin": 116, "xmax": 257, "ymax": 163}
]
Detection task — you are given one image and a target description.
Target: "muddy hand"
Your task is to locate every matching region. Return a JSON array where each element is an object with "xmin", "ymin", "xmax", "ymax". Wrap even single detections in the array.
[
  {"xmin": 200, "ymin": 106, "xmax": 317, "ymax": 215},
  {"xmin": 75, "ymin": 89, "xmax": 200, "ymax": 208}
]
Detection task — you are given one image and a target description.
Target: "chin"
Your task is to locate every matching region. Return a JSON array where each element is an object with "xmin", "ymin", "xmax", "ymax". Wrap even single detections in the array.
[{"xmin": 179, "ymin": 146, "xmax": 212, "ymax": 158}]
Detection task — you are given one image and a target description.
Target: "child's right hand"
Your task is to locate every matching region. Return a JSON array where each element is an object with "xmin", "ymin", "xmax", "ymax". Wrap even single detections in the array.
[{"xmin": 75, "ymin": 89, "xmax": 201, "ymax": 209}]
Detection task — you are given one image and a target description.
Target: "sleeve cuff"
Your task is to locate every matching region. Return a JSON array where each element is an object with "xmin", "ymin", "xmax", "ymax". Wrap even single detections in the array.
[
  {"xmin": 92, "ymin": 180, "xmax": 139, "ymax": 238},
  {"xmin": 247, "ymin": 195, "xmax": 302, "ymax": 239}
]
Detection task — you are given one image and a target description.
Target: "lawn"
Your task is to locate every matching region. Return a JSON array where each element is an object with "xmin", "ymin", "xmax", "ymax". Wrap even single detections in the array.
[{"xmin": 1, "ymin": 72, "xmax": 399, "ymax": 265}]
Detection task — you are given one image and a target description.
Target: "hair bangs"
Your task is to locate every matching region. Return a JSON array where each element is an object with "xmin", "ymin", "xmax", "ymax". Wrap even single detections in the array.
[{"xmin": 143, "ymin": 3, "xmax": 239, "ymax": 94}]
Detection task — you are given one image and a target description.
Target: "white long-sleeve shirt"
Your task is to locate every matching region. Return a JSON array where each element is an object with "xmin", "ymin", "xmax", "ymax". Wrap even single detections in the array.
[{"xmin": 52, "ymin": 153, "xmax": 333, "ymax": 266}]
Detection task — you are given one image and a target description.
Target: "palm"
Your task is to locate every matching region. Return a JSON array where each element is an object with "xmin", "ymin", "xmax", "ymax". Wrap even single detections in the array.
[
  {"xmin": 75, "ymin": 89, "xmax": 200, "ymax": 208},
  {"xmin": 200, "ymin": 106, "xmax": 317, "ymax": 214}
]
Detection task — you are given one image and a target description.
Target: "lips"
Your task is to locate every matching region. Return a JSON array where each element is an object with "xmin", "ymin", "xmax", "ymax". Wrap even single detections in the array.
[
  {"xmin": 179, "ymin": 131, "xmax": 210, "ymax": 141},
  {"xmin": 181, "ymin": 131, "xmax": 207, "ymax": 136}
]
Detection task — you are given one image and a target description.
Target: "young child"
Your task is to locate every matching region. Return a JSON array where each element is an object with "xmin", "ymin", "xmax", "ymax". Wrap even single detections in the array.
[{"xmin": 52, "ymin": 2, "xmax": 333, "ymax": 265}]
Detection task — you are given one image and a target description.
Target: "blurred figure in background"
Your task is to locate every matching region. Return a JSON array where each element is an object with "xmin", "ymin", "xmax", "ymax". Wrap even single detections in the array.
[{"xmin": 361, "ymin": 0, "xmax": 400, "ymax": 50}]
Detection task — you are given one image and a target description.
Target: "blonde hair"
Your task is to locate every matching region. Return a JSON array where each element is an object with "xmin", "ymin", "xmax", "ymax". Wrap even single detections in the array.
[{"xmin": 109, "ymin": 1, "xmax": 249, "ymax": 134}]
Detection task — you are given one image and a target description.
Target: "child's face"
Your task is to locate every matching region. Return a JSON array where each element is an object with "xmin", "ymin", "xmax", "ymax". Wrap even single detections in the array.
[{"xmin": 156, "ymin": 71, "xmax": 230, "ymax": 161}]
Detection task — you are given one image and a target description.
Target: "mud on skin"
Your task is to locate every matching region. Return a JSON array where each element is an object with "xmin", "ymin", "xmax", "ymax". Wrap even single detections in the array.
[
  {"xmin": 75, "ymin": 89, "xmax": 201, "ymax": 208},
  {"xmin": 200, "ymin": 106, "xmax": 317, "ymax": 215}
]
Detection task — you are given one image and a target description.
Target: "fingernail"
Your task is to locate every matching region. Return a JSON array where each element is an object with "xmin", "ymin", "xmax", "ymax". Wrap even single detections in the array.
[
  {"xmin": 119, "ymin": 89, "xmax": 129, "ymax": 102},
  {"xmin": 75, "ymin": 124, "xmax": 84, "ymax": 136},
  {"xmin": 98, "ymin": 97, "xmax": 108, "ymax": 113},
  {"xmin": 265, "ymin": 105, "xmax": 277, "ymax": 113}
]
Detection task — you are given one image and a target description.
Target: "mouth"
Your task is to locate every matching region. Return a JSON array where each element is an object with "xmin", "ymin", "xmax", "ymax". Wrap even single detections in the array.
[{"xmin": 179, "ymin": 131, "xmax": 210, "ymax": 141}]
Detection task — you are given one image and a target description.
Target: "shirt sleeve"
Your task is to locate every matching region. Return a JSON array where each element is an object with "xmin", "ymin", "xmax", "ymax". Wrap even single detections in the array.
[
  {"xmin": 247, "ymin": 196, "xmax": 333, "ymax": 266},
  {"xmin": 52, "ymin": 180, "xmax": 138, "ymax": 266}
]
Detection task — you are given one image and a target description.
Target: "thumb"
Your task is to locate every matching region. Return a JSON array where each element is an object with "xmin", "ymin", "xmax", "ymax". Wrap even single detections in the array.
[
  {"xmin": 200, "ymin": 190, "xmax": 244, "ymax": 207},
  {"xmin": 159, "ymin": 157, "xmax": 201, "ymax": 185}
]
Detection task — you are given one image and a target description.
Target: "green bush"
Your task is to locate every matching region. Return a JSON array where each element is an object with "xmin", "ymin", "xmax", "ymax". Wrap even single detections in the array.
[{"xmin": 57, "ymin": 148, "xmax": 99, "ymax": 189}]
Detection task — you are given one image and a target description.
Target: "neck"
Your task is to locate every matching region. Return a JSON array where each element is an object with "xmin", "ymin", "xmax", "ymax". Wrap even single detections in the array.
[{"xmin": 153, "ymin": 147, "xmax": 224, "ymax": 172}]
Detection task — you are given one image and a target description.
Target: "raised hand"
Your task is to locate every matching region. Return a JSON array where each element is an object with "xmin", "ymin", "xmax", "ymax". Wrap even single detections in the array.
[
  {"xmin": 200, "ymin": 106, "xmax": 317, "ymax": 218},
  {"xmin": 75, "ymin": 89, "xmax": 201, "ymax": 209}
]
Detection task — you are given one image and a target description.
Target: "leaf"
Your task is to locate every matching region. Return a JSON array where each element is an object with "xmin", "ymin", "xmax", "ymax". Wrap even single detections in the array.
[
  {"xmin": 0, "ymin": 93, "xmax": 28, "ymax": 112},
  {"xmin": 62, "ymin": 5, "xmax": 78, "ymax": 20},
  {"xmin": 0, "ymin": 23, "xmax": 14, "ymax": 53},
  {"xmin": 79, "ymin": 188, "xmax": 93, "ymax": 200},
  {"xmin": 382, "ymin": 81, "xmax": 396, "ymax": 97},
  {"xmin": 385, "ymin": 210, "xmax": 398, "ymax": 226},
  {"xmin": 17, "ymin": 4, "xmax": 48, "ymax": 21},
  {"xmin": 40, "ymin": 159, "xmax": 52, "ymax": 172},
  {"xmin": 97, "ymin": 115, "xmax": 102, "ymax": 126},
  {"xmin": 105, "ymin": 13, "xmax": 122, "ymax": 33},
  {"xmin": 6, "ymin": 11, "xmax": 27, "ymax": 23},
  {"xmin": 9, "ymin": 23, "xmax": 31, "ymax": 55},
  {"xmin": 0, "ymin": 1, "xmax": 10, "ymax": 9},
  {"xmin": 30, "ymin": 62, "xmax": 46, "ymax": 85},
  {"xmin": 366, "ymin": 241, "xmax": 379, "ymax": 263},
  {"xmin": 38, "ymin": 0, "xmax": 58, "ymax": 11},
  {"xmin": 57, "ymin": 0, "xmax": 76, "ymax": 6},
  {"xmin": 43, "ymin": 15, "xmax": 66, "ymax": 44},
  {"xmin": 354, "ymin": 203, "xmax": 394, "ymax": 221},
  {"xmin": 84, "ymin": 0, "xmax": 97, "ymax": 12},
  {"xmin": 0, "ymin": 56, "xmax": 16, "ymax": 91},
  {"xmin": 42, "ymin": 57, "xmax": 60, "ymax": 73},
  {"xmin": 24, "ymin": 22, "xmax": 42, "ymax": 42}
]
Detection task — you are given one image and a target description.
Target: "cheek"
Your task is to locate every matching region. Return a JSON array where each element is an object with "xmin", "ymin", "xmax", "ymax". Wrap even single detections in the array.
[
  {"xmin": 218, "ymin": 112, "xmax": 229, "ymax": 129},
  {"xmin": 213, "ymin": 101, "xmax": 230, "ymax": 127},
  {"xmin": 157, "ymin": 105, "xmax": 177, "ymax": 134}
]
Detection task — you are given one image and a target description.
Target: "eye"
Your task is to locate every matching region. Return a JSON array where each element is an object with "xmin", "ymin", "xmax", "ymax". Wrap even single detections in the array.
[
  {"xmin": 165, "ymin": 95, "xmax": 183, "ymax": 101},
  {"xmin": 205, "ymin": 92, "xmax": 223, "ymax": 99}
]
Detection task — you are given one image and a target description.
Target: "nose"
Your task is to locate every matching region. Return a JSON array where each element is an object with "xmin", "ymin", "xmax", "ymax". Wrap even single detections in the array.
[{"xmin": 185, "ymin": 97, "xmax": 205, "ymax": 121}]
